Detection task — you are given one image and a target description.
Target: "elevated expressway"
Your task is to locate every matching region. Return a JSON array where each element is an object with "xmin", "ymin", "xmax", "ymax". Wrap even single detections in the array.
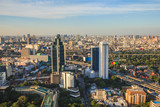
[{"xmin": 116, "ymin": 75, "xmax": 160, "ymax": 94}]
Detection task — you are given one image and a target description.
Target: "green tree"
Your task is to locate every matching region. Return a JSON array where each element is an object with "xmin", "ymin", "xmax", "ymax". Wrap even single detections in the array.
[
  {"xmin": 71, "ymin": 103, "xmax": 78, "ymax": 107},
  {"xmin": 27, "ymin": 103, "xmax": 36, "ymax": 107},
  {"xmin": 11, "ymin": 101, "xmax": 20, "ymax": 107},
  {"xmin": 80, "ymin": 104, "xmax": 85, "ymax": 107},
  {"xmin": 0, "ymin": 101, "xmax": 12, "ymax": 107},
  {"xmin": 95, "ymin": 104, "xmax": 103, "ymax": 107},
  {"xmin": 18, "ymin": 96, "xmax": 27, "ymax": 104},
  {"xmin": 33, "ymin": 80, "xmax": 39, "ymax": 85},
  {"xmin": 111, "ymin": 75, "xmax": 117, "ymax": 81},
  {"xmin": 91, "ymin": 100, "xmax": 97, "ymax": 106}
]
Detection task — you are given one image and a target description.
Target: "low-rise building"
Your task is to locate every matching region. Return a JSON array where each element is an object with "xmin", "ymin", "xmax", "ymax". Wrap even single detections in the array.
[
  {"xmin": 117, "ymin": 98, "xmax": 128, "ymax": 107},
  {"xmin": 29, "ymin": 55, "xmax": 49, "ymax": 62},
  {"xmin": 150, "ymin": 100, "xmax": 160, "ymax": 107},
  {"xmin": 92, "ymin": 89, "xmax": 107, "ymax": 101}
]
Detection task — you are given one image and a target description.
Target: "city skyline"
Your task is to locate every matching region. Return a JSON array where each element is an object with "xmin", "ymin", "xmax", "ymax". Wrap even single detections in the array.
[{"xmin": 0, "ymin": 0, "xmax": 160, "ymax": 35}]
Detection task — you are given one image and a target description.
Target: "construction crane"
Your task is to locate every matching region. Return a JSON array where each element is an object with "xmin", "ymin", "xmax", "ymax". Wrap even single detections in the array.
[{"xmin": 33, "ymin": 63, "xmax": 40, "ymax": 79}]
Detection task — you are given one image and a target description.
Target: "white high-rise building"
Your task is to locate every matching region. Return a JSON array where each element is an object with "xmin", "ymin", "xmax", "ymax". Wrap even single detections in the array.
[
  {"xmin": 99, "ymin": 42, "xmax": 109, "ymax": 79},
  {"xmin": 60, "ymin": 72, "xmax": 75, "ymax": 89}
]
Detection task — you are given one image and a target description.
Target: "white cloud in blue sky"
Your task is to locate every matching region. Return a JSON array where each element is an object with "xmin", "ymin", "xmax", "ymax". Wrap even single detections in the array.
[
  {"xmin": 0, "ymin": 0, "xmax": 160, "ymax": 35},
  {"xmin": 0, "ymin": 0, "xmax": 160, "ymax": 18}
]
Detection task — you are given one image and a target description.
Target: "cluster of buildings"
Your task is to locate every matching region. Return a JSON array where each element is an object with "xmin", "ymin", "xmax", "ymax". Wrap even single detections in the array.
[
  {"xmin": 120, "ymin": 65, "xmax": 157, "ymax": 79},
  {"xmin": 82, "ymin": 42, "xmax": 109, "ymax": 79},
  {"xmin": 49, "ymin": 34, "xmax": 80, "ymax": 98},
  {"xmin": 1, "ymin": 34, "xmax": 160, "ymax": 107},
  {"xmin": 0, "ymin": 62, "xmax": 12, "ymax": 86},
  {"xmin": 91, "ymin": 85, "xmax": 148, "ymax": 107}
]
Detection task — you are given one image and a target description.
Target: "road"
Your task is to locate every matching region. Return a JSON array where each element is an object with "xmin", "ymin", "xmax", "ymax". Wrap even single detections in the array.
[
  {"xmin": 78, "ymin": 76, "xmax": 91, "ymax": 107},
  {"xmin": 66, "ymin": 60, "xmax": 91, "ymax": 67},
  {"xmin": 116, "ymin": 74, "xmax": 160, "ymax": 94}
]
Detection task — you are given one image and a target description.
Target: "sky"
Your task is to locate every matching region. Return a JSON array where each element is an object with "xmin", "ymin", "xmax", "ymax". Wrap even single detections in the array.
[{"xmin": 0, "ymin": 0, "xmax": 160, "ymax": 36}]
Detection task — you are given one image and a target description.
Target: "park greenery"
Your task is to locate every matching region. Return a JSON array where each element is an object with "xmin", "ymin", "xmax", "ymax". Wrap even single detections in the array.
[
  {"xmin": 18, "ymin": 80, "xmax": 58, "ymax": 89},
  {"xmin": 91, "ymin": 100, "xmax": 109, "ymax": 107},
  {"xmin": 149, "ymin": 75, "xmax": 160, "ymax": 82},
  {"xmin": 0, "ymin": 87, "xmax": 42, "ymax": 107},
  {"xmin": 131, "ymin": 102, "xmax": 150, "ymax": 107},
  {"xmin": 58, "ymin": 88, "xmax": 84, "ymax": 107},
  {"xmin": 109, "ymin": 50, "xmax": 160, "ymax": 72},
  {"xmin": 84, "ymin": 75, "xmax": 129, "ymax": 89},
  {"xmin": 119, "ymin": 50, "xmax": 160, "ymax": 54}
]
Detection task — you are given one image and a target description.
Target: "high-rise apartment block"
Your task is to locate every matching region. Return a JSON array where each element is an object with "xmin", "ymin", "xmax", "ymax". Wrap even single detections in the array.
[
  {"xmin": 99, "ymin": 42, "xmax": 109, "ymax": 79},
  {"xmin": 60, "ymin": 72, "xmax": 75, "ymax": 89},
  {"xmin": 125, "ymin": 85, "xmax": 146, "ymax": 106}
]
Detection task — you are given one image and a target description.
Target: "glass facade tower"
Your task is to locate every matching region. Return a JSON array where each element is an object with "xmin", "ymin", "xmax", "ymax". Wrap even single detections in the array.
[
  {"xmin": 91, "ymin": 46, "xmax": 99, "ymax": 72},
  {"xmin": 51, "ymin": 34, "xmax": 65, "ymax": 73}
]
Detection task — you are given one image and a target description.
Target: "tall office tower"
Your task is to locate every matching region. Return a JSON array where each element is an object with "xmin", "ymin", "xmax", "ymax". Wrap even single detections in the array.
[
  {"xmin": 106, "ymin": 36, "xmax": 109, "ymax": 42},
  {"xmin": 126, "ymin": 85, "xmax": 146, "ymax": 106},
  {"xmin": 76, "ymin": 35, "xmax": 79, "ymax": 42},
  {"xmin": 27, "ymin": 37, "xmax": 31, "ymax": 44},
  {"xmin": 123, "ymin": 39, "xmax": 127, "ymax": 48},
  {"xmin": 50, "ymin": 34, "xmax": 65, "ymax": 84},
  {"xmin": 51, "ymin": 34, "xmax": 65, "ymax": 73},
  {"xmin": 85, "ymin": 34, "xmax": 87, "ymax": 39},
  {"xmin": 27, "ymin": 34, "xmax": 30, "ymax": 38},
  {"xmin": 0, "ymin": 37, "xmax": 4, "ymax": 44},
  {"xmin": 22, "ymin": 35, "xmax": 26, "ymax": 41},
  {"xmin": 99, "ymin": 42, "xmax": 109, "ymax": 79},
  {"xmin": 91, "ymin": 46, "xmax": 99, "ymax": 72},
  {"xmin": 32, "ymin": 35, "xmax": 36, "ymax": 40},
  {"xmin": 114, "ymin": 35, "xmax": 118, "ymax": 46}
]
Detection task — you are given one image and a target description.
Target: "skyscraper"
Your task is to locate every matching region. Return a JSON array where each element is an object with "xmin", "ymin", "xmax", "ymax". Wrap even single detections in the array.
[
  {"xmin": 0, "ymin": 37, "xmax": 4, "ymax": 44},
  {"xmin": 50, "ymin": 34, "xmax": 65, "ymax": 84},
  {"xmin": 76, "ymin": 35, "xmax": 79, "ymax": 42},
  {"xmin": 51, "ymin": 34, "xmax": 65, "ymax": 73},
  {"xmin": 91, "ymin": 46, "xmax": 99, "ymax": 72},
  {"xmin": 99, "ymin": 42, "xmax": 109, "ymax": 79},
  {"xmin": 27, "ymin": 37, "xmax": 31, "ymax": 44},
  {"xmin": 22, "ymin": 35, "xmax": 26, "ymax": 41},
  {"xmin": 27, "ymin": 34, "xmax": 30, "ymax": 38}
]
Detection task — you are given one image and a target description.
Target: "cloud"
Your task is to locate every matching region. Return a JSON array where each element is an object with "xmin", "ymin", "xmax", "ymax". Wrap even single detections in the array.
[{"xmin": 0, "ymin": 0, "xmax": 160, "ymax": 19}]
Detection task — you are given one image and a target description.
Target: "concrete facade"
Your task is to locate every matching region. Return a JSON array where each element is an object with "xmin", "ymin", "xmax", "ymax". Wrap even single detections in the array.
[
  {"xmin": 60, "ymin": 72, "xmax": 75, "ymax": 89},
  {"xmin": 99, "ymin": 42, "xmax": 109, "ymax": 79},
  {"xmin": 92, "ymin": 89, "xmax": 107, "ymax": 101},
  {"xmin": 125, "ymin": 85, "xmax": 146, "ymax": 106},
  {"xmin": 30, "ymin": 55, "xmax": 49, "ymax": 62}
]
